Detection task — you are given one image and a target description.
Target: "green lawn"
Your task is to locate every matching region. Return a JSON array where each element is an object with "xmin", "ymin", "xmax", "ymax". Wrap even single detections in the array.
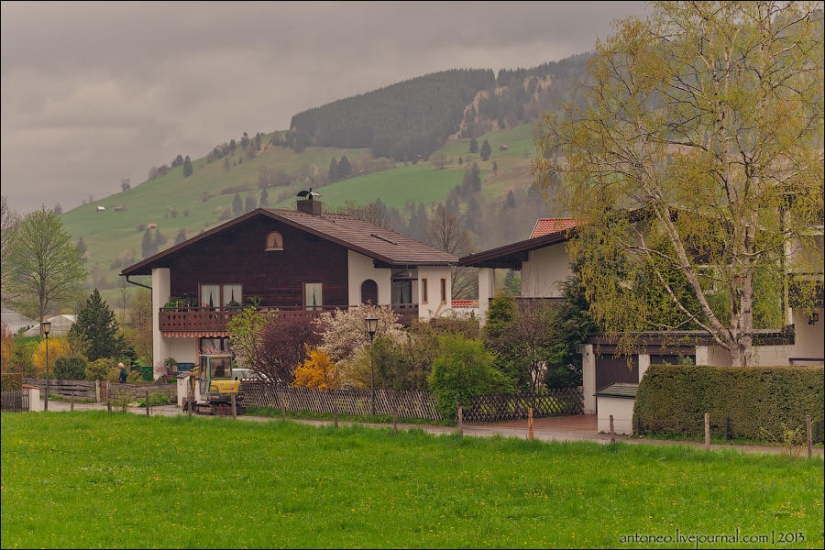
[{"xmin": 2, "ymin": 412, "xmax": 821, "ymax": 549}]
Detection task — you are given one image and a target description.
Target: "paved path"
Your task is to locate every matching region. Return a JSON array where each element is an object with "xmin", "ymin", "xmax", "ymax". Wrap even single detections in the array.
[{"xmin": 40, "ymin": 399, "xmax": 823, "ymax": 458}]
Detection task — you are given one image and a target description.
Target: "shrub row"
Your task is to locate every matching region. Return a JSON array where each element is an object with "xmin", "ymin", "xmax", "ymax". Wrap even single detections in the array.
[{"xmin": 633, "ymin": 364, "xmax": 824, "ymax": 440}]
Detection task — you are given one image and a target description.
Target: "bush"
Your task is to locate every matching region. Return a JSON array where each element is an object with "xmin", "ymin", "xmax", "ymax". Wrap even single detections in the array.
[
  {"xmin": 633, "ymin": 365, "xmax": 824, "ymax": 441},
  {"xmin": 53, "ymin": 354, "xmax": 88, "ymax": 380},
  {"xmin": 87, "ymin": 358, "xmax": 118, "ymax": 381},
  {"xmin": 427, "ymin": 333, "xmax": 513, "ymax": 422}
]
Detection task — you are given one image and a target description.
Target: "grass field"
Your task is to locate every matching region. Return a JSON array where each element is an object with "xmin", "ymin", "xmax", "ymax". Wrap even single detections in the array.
[{"xmin": 2, "ymin": 412, "xmax": 822, "ymax": 549}]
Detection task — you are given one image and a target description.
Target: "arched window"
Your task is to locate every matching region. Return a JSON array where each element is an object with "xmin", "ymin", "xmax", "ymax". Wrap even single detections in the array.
[
  {"xmin": 361, "ymin": 279, "xmax": 378, "ymax": 305},
  {"xmin": 265, "ymin": 231, "xmax": 283, "ymax": 251}
]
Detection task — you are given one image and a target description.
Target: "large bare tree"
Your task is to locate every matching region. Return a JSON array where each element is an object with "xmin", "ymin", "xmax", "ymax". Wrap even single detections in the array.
[{"xmin": 534, "ymin": 1, "xmax": 823, "ymax": 366}]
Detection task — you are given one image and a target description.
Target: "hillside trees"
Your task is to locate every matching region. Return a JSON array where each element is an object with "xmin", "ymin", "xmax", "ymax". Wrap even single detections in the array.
[
  {"xmin": 480, "ymin": 139, "xmax": 492, "ymax": 161},
  {"xmin": 183, "ymin": 155, "xmax": 193, "ymax": 177},
  {"xmin": 1, "ymin": 195, "xmax": 21, "ymax": 296},
  {"xmin": 533, "ymin": 1, "xmax": 824, "ymax": 367},
  {"xmin": 4, "ymin": 207, "xmax": 86, "ymax": 327}
]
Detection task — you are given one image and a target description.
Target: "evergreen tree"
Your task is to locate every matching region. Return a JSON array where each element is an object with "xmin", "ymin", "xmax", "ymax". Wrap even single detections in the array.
[
  {"xmin": 174, "ymin": 228, "xmax": 187, "ymax": 246},
  {"xmin": 259, "ymin": 187, "xmax": 269, "ymax": 207},
  {"xmin": 183, "ymin": 155, "xmax": 193, "ymax": 177},
  {"xmin": 328, "ymin": 157, "xmax": 338, "ymax": 183},
  {"xmin": 244, "ymin": 195, "xmax": 257, "ymax": 213},
  {"xmin": 480, "ymin": 139, "xmax": 492, "ymax": 161},
  {"xmin": 69, "ymin": 289, "xmax": 125, "ymax": 362},
  {"xmin": 76, "ymin": 237, "xmax": 87, "ymax": 263},
  {"xmin": 141, "ymin": 228, "xmax": 157, "ymax": 259},
  {"xmin": 337, "ymin": 155, "xmax": 352, "ymax": 180},
  {"xmin": 492, "ymin": 161, "xmax": 498, "ymax": 175},
  {"xmin": 469, "ymin": 137, "xmax": 478, "ymax": 153},
  {"xmin": 153, "ymin": 228, "xmax": 166, "ymax": 250},
  {"xmin": 232, "ymin": 193, "xmax": 243, "ymax": 217}
]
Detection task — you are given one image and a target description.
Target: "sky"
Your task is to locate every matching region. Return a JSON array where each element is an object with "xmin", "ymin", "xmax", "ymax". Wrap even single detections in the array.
[{"xmin": 1, "ymin": 1, "xmax": 648, "ymax": 215}]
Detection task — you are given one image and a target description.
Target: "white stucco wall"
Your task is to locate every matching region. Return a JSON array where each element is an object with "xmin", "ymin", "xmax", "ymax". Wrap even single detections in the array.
[
  {"xmin": 152, "ymin": 268, "xmax": 171, "ymax": 368},
  {"xmin": 417, "ymin": 265, "xmax": 452, "ymax": 320},
  {"xmin": 791, "ymin": 308, "xmax": 824, "ymax": 360},
  {"xmin": 597, "ymin": 397, "xmax": 635, "ymax": 435},
  {"xmin": 347, "ymin": 251, "xmax": 391, "ymax": 307},
  {"xmin": 521, "ymin": 244, "xmax": 572, "ymax": 298},
  {"xmin": 582, "ymin": 344, "xmax": 596, "ymax": 414}
]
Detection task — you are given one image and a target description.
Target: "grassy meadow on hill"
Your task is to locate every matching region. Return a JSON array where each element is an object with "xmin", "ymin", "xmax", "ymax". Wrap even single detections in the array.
[
  {"xmin": 2, "ymin": 411, "xmax": 822, "ymax": 549},
  {"xmin": 59, "ymin": 123, "xmax": 543, "ymax": 305}
]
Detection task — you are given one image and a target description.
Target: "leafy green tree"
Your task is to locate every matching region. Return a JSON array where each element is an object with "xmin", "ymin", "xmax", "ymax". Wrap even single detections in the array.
[
  {"xmin": 1, "ymin": 195, "xmax": 21, "ymax": 296},
  {"xmin": 480, "ymin": 139, "xmax": 492, "ymax": 161},
  {"xmin": 226, "ymin": 307, "xmax": 276, "ymax": 378},
  {"xmin": 533, "ymin": 1, "xmax": 824, "ymax": 366},
  {"xmin": 183, "ymin": 155, "xmax": 193, "ymax": 178},
  {"xmin": 76, "ymin": 237, "xmax": 88, "ymax": 263},
  {"xmin": 69, "ymin": 289, "xmax": 125, "ymax": 362},
  {"xmin": 427, "ymin": 333, "xmax": 513, "ymax": 421},
  {"xmin": 469, "ymin": 137, "xmax": 478, "ymax": 153},
  {"xmin": 4, "ymin": 207, "xmax": 86, "ymax": 326},
  {"xmin": 53, "ymin": 354, "xmax": 87, "ymax": 380}
]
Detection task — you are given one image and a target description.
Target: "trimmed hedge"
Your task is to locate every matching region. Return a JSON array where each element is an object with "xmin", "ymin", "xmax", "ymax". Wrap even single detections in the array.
[{"xmin": 633, "ymin": 364, "xmax": 824, "ymax": 441}]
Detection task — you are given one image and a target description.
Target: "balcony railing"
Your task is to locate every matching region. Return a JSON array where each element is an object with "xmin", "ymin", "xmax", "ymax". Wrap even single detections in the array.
[{"xmin": 159, "ymin": 304, "xmax": 419, "ymax": 334}]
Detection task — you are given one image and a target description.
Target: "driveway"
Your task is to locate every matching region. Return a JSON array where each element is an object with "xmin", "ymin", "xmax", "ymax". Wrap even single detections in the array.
[{"xmin": 38, "ymin": 399, "xmax": 822, "ymax": 457}]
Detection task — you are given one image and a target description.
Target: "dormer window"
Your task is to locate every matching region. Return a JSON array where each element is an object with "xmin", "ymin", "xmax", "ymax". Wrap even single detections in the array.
[{"xmin": 266, "ymin": 231, "xmax": 283, "ymax": 251}]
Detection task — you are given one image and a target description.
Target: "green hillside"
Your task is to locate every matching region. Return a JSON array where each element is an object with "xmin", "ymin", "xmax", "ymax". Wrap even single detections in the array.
[{"xmin": 60, "ymin": 122, "xmax": 544, "ymax": 305}]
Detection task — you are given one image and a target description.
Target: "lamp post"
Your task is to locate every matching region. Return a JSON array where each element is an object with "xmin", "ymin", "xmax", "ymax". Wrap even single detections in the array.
[
  {"xmin": 42, "ymin": 320, "xmax": 51, "ymax": 411},
  {"xmin": 364, "ymin": 316, "xmax": 378, "ymax": 416}
]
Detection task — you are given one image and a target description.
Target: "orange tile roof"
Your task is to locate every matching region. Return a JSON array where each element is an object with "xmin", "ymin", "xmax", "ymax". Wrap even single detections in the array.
[{"xmin": 530, "ymin": 218, "xmax": 578, "ymax": 239}]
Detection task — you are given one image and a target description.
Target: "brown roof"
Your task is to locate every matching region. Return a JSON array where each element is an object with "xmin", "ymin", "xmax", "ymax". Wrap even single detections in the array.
[
  {"xmin": 458, "ymin": 223, "xmax": 577, "ymax": 269},
  {"xmin": 121, "ymin": 207, "xmax": 458, "ymax": 277}
]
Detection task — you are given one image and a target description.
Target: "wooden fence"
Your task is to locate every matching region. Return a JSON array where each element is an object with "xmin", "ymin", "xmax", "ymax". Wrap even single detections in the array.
[
  {"xmin": 1, "ymin": 390, "xmax": 29, "ymax": 412},
  {"xmin": 241, "ymin": 383, "xmax": 585, "ymax": 423},
  {"xmin": 23, "ymin": 378, "xmax": 178, "ymax": 404},
  {"xmin": 460, "ymin": 388, "xmax": 584, "ymax": 423},
  {"xmin": 241, "ymin": 384, "xmax": 442, "ymax": 420}
]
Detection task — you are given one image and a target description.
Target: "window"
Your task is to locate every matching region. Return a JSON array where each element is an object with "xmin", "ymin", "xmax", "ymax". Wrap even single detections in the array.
[
  {"xmin": 200, "ymin": 284, "xmax": 242, "ymax": 309},
  {"xmin": 305, "ymin": 283, "xmax": 323, "ymax": 311},
  {"xmin": 440, "ymin": 278, "xmax": 447, "ymax": 303},
  {"xmin": 265, "ymin": 231, "xmax": 283, "ymax": 251},
  {"xmin": 421, "ymin": 278, "xmax": 428, "ymax": 303}
]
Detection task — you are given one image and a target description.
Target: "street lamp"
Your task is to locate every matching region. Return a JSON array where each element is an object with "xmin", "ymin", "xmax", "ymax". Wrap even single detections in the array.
[
  {"xmin": 42, "ymin": 320, "xmax": 51, "ymax": 411},
  {"xmin": 364, "ymin": 316, "xmax": 379, "ymax": 416}
]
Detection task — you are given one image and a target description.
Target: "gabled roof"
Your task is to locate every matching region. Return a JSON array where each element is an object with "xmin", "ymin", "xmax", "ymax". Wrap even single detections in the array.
[
  {"xmin": 458, "ymin": 219, "xmax": 579, "ymax": 269},
  {"xmin": 530, "ymin": 218, "xmax": 577, "ymax": 239},
  {"xmin": 121, "ymin": 207, "xmax": 458, "ymax": 277}
]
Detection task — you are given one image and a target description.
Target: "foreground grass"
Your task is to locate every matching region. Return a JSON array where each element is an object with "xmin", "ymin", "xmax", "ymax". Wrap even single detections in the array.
[{"xmin": 2, "ymin": 412, "xmax": 822, "ymax": 549}]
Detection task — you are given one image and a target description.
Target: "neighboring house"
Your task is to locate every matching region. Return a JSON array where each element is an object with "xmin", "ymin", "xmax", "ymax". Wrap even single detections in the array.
[
  {"xmin": 460, "ymin": 218, "xmax": 824, "ymax": 416},
  {"xmin": 120, "ymin": 198, "xmax": 459, "ymax": 376},
  {"xmin": 1, "ymin": 307, "xmax": 38, "ymax": 337},
  {"xmin": 20, "ymin": 314, "xmax": 77, "ymax": 337}
]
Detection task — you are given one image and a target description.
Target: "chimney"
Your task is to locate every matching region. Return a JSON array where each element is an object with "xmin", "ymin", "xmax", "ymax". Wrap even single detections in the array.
[
  {"xmin": 297, "ymin": 198, "xmax": 322, "ymax": 216},
  {"xmin": 296, "ymin": 188, "xmax": 323, "ymax": 215}
]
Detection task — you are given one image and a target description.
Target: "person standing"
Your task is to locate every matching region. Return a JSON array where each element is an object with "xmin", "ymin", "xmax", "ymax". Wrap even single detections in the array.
[{"xmin": 118, "ymin": 362, "xmax": 128, "ymax": 383}]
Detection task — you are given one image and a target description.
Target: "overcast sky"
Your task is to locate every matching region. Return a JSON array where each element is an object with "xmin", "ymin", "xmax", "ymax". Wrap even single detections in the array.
[{"xmin": 1, "ymin": 1, "xmax": 648, "ymax": 215}]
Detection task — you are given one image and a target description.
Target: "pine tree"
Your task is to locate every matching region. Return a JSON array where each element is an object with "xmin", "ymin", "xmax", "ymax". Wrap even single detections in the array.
[
  {"xmin": 337, "ymin": 155, "xmax": 352, "ymax": 179},
  {"xmin": 328, "ymin": 157, "xmax": 338, "ymax": 183},
  {"xmin": 141, "ymin": 228, "xmax": 157, "ymax": 259},
  {"xmin": 232, "ymin": 193, "xmax": 243, "ymax": 217},
  {"xmin": 259, "ymin": 187, "xmax": 269, "ymax": 207},
  {"xmin": 174, "ymin": 228, "xmax": 187, "ymax": 246},
  {"xmin": 469, "ymin": 138, "xmax": 478, "ymax": 154},
  {"xmin": 183, "ymin": 155, "xmax": 193, "ymax": 177},
  {"xmin": 69, "ymin": 289, "xmax": 125, "ymax": 362},
  {"xmin": 244, "ymin": 195, "xmax": 257, "ymax": 213},
  {"xmin": 480, "ymin": 139, "xmax": 492, "ymax": 161}
]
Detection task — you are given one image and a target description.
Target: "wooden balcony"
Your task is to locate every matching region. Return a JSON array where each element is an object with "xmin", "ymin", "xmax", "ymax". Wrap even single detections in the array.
[{"xmin": 159, "ymin": 304, "xmax": 420, "ymax": 335}]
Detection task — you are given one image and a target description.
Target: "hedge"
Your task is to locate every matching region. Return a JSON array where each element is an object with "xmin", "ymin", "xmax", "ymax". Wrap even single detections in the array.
[{"xmin": 633, "ymin": 364, "xmax": 824, "ymax": 441}]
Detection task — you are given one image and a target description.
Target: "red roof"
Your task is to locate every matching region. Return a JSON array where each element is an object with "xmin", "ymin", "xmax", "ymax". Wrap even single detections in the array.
[{"xmin": 530, "ymin": 218, "xmax": 578, "ymax": 239}]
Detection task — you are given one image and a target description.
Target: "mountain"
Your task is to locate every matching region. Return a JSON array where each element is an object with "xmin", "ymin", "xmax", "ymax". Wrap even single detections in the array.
[{"xmin": 59, "ymin": 53, "xmax": 594, "ymax": 305}]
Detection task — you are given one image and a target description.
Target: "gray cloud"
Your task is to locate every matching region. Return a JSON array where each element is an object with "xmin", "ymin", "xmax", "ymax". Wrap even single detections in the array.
[{"xmin": 1, "ymin": 1, "xmax": 647, "ymax": 214}]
